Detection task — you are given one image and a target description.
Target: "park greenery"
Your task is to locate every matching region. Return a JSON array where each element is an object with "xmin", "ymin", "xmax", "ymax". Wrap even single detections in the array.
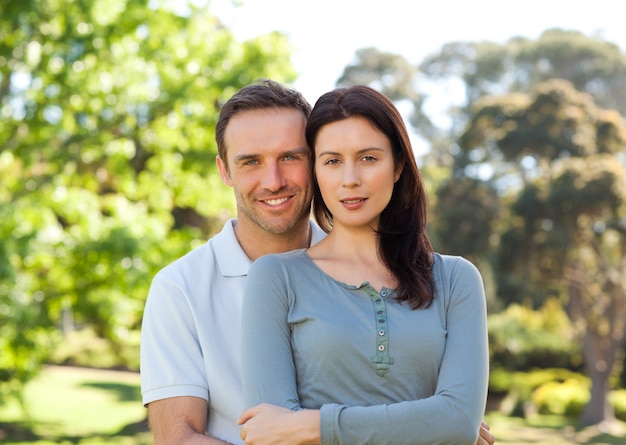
[
  {"xmin": 2, "ymin": 0, "xmax": 626, "ymax": 439},
  {"xmin": 0, "ymin": 365, "xmax": 621, "ymax": 444},
  {"xmin": 1, "ymin": 0, "xmax": 293, "ymax": 400}
]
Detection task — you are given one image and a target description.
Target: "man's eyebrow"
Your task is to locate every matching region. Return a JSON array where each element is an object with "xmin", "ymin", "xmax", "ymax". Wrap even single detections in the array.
[
  {"xmin": 284, "ymin": 147, "xmax": 310, "ymax": 157},
  {"xmin": 232, "ymin": 153, "xmax": 259, "ymax": 163},
  {"xmin": 233, "ymin": 147, "xmax": 309, "ymax": 163}
]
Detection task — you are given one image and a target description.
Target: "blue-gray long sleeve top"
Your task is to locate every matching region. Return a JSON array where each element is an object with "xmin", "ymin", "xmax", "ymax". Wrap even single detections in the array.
[{"xmin": 241, "ymin": 250, "xmax": 489, "ymax": 445}]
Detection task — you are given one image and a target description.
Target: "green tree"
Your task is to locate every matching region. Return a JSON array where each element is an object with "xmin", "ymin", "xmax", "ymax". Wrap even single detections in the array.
[
  {"xmin": 0, "ymin": 0, "xmax": 297, "ymax": 402},
  {"xmin": 336, "ymin": 47, "xmax": 445, "ymax": 161},
  {"xmin": 461, "ymin": 79, "xmax": 626, "ymax": 426},
  {"xmin": 430, "ymin": 177, "xmax": 502, "ymax": 263},
  {"xmin": 420, "ymin": 28, "xmax": 626, "ymax": 123},
  {"xmin": 338, "ymin": 29, "xmax": 626, "ymax": 168}
]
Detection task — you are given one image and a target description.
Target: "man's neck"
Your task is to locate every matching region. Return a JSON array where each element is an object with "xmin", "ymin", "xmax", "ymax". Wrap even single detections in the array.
[{"xmin": 234, "ymin": 218, "xmax": 311, "ymax": 261}]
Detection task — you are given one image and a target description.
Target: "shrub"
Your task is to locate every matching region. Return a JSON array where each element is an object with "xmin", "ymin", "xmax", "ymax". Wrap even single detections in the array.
[
  {"xmin": 532, "ymin": 378, "xmax": 589, "ymax": 416},
  {"xmin": 488, "ymin": 298, "xmax": 581, "ymax": 371},
  {"xmin": 490, "ymin": 367, "xmax": 589, "ymax": 417},
  {"xmin": 611, "ymin": 389, "xmax": 626, "ymax": 422}
]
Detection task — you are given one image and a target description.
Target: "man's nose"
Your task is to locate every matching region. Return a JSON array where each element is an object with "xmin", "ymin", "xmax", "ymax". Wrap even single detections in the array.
[{"xmin": 261, "ymin": 162, "xmax": 288, "ymax": 191}]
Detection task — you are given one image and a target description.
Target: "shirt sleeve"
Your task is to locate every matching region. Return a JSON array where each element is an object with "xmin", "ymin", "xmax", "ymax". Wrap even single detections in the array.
[
  {"xmin": 320, "ymin": 256, "xmax": 489, "ymax": 445},
  {"xmin": 140, "ymin": 272, "xmax": 209, "ymax": 405},
  {"xmin": 241, "ymin": 254, "xmax": 302, "ymax": 410}
]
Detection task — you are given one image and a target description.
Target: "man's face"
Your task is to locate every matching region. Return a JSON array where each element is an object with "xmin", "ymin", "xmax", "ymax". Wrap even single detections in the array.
[{"xmin": 217, "ymin": 108, "xmax": 313, "ymax": 236}]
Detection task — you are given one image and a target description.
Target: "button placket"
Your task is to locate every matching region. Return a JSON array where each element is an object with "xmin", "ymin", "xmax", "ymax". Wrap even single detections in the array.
[{"xmin": 368, "ymin": 288, "xmax": 393, "ymax": 376}]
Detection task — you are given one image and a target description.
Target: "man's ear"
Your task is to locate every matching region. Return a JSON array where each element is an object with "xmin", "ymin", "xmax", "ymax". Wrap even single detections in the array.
[{"xmin": 216, "ymin": 156, "xmax": 233, "ymax": 187}]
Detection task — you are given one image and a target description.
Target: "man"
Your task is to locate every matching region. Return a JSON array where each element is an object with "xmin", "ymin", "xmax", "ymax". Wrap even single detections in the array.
[{"xmin": 140, "ymin": 79, "xmax": 495, "ymax": 445}]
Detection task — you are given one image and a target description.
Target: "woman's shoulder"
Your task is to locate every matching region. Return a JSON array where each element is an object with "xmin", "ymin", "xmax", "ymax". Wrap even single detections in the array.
[
  {"xmin": 256, "ymin": 248, "xmax": 308, "ymax": 263},
  {"xmin": 250, "ymin": 249, "xmax": 310, "ymax": 273},
  {"xmin": 433, "ymin": 252, "xmax": 482, "ymax": 282}
]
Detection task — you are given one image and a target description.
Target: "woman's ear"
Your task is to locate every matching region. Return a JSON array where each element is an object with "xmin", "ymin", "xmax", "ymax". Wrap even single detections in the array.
[{"xmin": 394, "ymin": 161, "xmax": 404, "ymax": 183}]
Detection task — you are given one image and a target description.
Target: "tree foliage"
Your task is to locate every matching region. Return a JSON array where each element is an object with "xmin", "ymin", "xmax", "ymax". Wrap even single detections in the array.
[
  {"xmin": 420, "ymin": 29, "xmax": 626, "ymax": 167},
  {"xmin": 421, "ymin": 28, "xmax": 626, "ymax": 114},
  {"xmin": 339, "ymin": 29, "xmax": 626, "ymax": 167},
  {"xmin": 462, "ymin": 79, "xmax": 626, "ymax": 426},
  {"xmin": 0, "ymin": 0, "xmax": 297, "ymax": 402},
  {"xmin": 430, "ymin": 176, "xmax": 502, "ymax": 262},
  {"xmin": 460, "ymin": 79, "xmax": 625, "ymax": 175},
  {"xmin": 337, "ymin": 47, "xmax": 419, "ymax": 102}
]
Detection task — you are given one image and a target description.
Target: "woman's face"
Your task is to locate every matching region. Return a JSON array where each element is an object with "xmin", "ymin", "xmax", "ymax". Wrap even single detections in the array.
[{"xmin": 314, "ymin": 116, "xmax": 401, "ymax": 231}]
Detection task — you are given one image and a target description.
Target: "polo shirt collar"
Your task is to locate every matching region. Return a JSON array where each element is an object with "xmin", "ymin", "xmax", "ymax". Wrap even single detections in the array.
[
  {"xmin": 213, "ymin": 219, "xmax": 252, "ymax": 277},
  {"xmin": 214, "ymin": 218, "xmax": 326, "ymax": 278}
]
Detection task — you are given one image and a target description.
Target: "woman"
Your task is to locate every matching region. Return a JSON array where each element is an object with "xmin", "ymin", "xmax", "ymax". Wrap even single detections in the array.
[{"xmin": 239, "ymin": 85, "xmax": 489, "ymax": 445}]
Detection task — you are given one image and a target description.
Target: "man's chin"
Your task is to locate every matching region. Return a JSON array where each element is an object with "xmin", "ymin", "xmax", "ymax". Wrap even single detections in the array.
[{"xmin": 259, "ymin": 215, "xmax": 308, "ymax": 235}]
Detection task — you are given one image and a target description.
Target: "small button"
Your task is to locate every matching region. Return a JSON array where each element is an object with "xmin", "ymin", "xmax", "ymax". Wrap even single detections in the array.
[
  {"xmin": 378, "ymin": 330, "xmax": 385, "ymax": 336},
  {"xmin": 378, "ymin": 345, "xmax": 385, "ymax": 351},
  {"xmin": 381, "ymin": 290, "xmax": 388, "ymax": 297}
]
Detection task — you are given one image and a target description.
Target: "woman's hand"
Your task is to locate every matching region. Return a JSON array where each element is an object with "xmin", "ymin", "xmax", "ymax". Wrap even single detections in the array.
[
  {"xmin": 238, "ymin": 403, "xmax": 320, "ymax": 445},
  {"xmin": 477, "ymin": 420, "xmax": 495, "ymax": 445},
  {"xmin": 238, "ymin": 404, "xmax": 494, "ymax": 445}
]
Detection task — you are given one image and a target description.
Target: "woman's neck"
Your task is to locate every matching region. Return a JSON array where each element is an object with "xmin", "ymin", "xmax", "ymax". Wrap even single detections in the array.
[{"xmin": 307, "ymin": 226, "xmax": 396, "ymax": 291}]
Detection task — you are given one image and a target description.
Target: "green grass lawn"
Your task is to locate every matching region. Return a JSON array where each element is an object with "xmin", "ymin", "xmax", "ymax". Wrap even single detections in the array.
[
  {"xmin": 1, "ymin": 365, "xmax": 625, "ymax": 444},
  {"xmin": 0, "ymin": 366, "xmax": 151, "ymax": 445},
  {"xmin": 485, "ymin": 411, "xmax": 626, "ymax": 445}
]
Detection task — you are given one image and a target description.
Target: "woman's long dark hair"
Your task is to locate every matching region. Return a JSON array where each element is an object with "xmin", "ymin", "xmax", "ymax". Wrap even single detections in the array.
[{"xmin": 305, "ymin": 85, "xmax": 434, "ymax": 309}]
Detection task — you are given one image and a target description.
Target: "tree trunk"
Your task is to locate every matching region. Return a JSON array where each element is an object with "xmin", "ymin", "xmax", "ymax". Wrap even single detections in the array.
[
  {"xmin": 580, "ymin": 329, "xmax": 616, "ymax": 426},
  {"xmin": 567, "ymin": 262, "xmax": 626, "ymax": 427}
]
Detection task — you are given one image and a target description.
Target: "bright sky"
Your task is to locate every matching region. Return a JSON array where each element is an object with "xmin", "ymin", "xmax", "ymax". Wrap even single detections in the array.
[{"xmin": 210, "ymin": 0, "xmax": 626, "ymax": 104}]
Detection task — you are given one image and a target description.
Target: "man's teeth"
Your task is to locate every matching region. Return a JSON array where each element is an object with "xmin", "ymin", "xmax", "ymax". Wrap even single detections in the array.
[{"xmin": 265, "ymin": 197, "xmax": 289, "ymax": 205}]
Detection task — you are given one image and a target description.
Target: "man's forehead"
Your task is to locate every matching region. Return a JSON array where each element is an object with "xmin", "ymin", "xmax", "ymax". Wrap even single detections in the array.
[
  {"xmin": 229, "ymin": 107, "xmax": 305, "ymax": 124},
  {"xmin": 224, "ymin": 109, "xmax": 307, "ymax": 158}
]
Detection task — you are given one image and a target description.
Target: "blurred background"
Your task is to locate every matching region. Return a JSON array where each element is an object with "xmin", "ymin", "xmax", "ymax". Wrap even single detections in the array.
[{"xmin": 1, "ymin": 0, "xmax": 626, "ymax": 443}]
